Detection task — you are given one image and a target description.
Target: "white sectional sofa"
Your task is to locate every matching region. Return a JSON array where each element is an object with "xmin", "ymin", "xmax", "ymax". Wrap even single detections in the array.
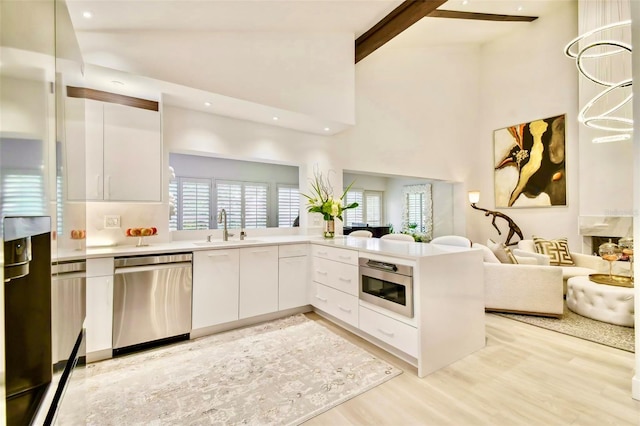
[{"xmin": 473, "ymin": 243, "xmax": 564, "ymax": 318}]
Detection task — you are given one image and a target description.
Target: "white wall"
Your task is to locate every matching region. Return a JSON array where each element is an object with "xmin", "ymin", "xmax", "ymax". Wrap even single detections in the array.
[
  {"xmin": 468, "ymin": 1, "xmax": 580, "ymax": 249},
  {"xmin": 77, "ymin": 31, "xmax": 355, "ymax": 125},
  {"xmin": 577, "ymin": 0, "xmax": 633, "ymax": 217}
]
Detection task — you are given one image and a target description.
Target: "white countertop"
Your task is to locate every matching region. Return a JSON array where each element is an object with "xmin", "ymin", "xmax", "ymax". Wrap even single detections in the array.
[{"xmin": 52, "ymin": 235, "xmax": 474, "ymax": 262}]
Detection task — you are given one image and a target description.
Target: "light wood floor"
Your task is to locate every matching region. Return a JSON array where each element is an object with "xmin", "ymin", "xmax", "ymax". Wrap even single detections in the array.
[{"xmin": 304, "ymin": 312, "xmax": 640, "ymax": 425}]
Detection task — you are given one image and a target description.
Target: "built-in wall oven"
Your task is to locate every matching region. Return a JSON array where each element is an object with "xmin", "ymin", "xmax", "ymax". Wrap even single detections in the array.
[{"xmin": 359, "ymin": 258, "xmax": 413, "ymax": 318}]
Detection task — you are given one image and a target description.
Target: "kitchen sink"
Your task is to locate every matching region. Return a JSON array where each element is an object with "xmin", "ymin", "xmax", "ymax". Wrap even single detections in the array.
[{"xmin": 193, "ymin": 239, "xmax": 264, "ymax": 246}]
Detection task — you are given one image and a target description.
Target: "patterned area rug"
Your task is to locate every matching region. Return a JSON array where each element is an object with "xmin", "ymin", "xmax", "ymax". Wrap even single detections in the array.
[
  {"xmin": 494, "ymin": 302, "xmax": 634, "ymax": 353},
  {"xmin": 61, "ymin": 314, "xmax": 401, "ymax": 425}
]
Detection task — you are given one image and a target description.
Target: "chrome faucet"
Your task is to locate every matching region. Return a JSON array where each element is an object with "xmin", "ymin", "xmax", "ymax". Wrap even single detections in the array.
[{"xmin": 217, "ymin": 209, "xmax": 233, "ymax": 241}]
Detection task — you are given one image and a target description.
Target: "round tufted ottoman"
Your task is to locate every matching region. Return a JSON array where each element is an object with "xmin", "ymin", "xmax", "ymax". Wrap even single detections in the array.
[{"xmin": 566, "ymin": 276, "xmax": 634, "ymax": 327}]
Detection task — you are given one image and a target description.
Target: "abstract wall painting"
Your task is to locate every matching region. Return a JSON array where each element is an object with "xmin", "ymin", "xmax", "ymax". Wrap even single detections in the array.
[{"xmin": 494, "ymin": 114, "xmax": 566, "ymax": 208}]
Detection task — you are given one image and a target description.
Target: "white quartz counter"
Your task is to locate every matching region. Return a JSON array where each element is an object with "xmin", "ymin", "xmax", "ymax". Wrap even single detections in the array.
[{"xmin": 52, "ymin": 234, "xmax": 475, "ymax": 262}]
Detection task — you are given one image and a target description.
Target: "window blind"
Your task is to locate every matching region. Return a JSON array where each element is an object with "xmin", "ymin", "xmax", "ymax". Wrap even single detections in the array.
[
  {"xmin": 344, "ymin": 190, "xmax": 363, "ymax": 225},
  {"xmin": 1, "ymin": 173, "xmax": 46, "ymax": 217},
  {"xmin": 181, "ymin": 178, "xmax": 211, "ymax": 230},
  {"xmin": 169, "ymin": 180, "xmax": 178, "ymax": 231},
  {"xmin": 277, "ymin": 185, "xmax": 299, "ymax": 227},
  {"xmin": 216, "ymin": 181, "xmax": 243, "ymax": 229},
  {"xmin": 406, "ymin": 193, "xmax": 425, "ymax": 232},
  {"xmin": 365, "ymin": 191, "xmax": 383, "ymax": 226},
  {"xmin": 244, "ymin": 183, "xmax": 268, "ymax": 228}
]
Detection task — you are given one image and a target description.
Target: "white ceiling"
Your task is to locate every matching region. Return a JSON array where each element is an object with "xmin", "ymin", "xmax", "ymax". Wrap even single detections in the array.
[{"xmin": 65, "ymin": 0, "xmax": 568, "ymax": 134}]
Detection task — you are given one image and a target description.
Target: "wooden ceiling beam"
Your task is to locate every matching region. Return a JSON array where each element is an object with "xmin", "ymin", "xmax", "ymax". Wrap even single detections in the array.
[
  {"xmin": 355, "ymin": 0, "xmax": 447, "ymax": 64},
  {"xmin": 428, "ymin": 10, "xmax": 538, "ymax": 22}
]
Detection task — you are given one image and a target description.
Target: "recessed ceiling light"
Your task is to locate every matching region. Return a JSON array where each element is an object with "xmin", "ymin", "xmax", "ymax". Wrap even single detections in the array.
[
  {"xmin": 272, "ymin": 116, "xmax": 279, "ymax": 121},
  {"xmin": 323, "ymin": 127, "xmax": 331, "ymax": 132},
  {"xmin": 462, "ymin": 0, "xmax": 469, "ymax": 5},
  {"xmin": 82, "ymin": 11, "xmax": 93, "ymax": 19},
  {"xmin": 204, "ymin": 102, "xmax": 211, "ymax": 107},
  {"xmin": 516, "ymin": 5, "xmax": 523, "ymax": 12},
  {"xmin": 111, "ymin": 80, "xmax": 124, "ymax": 86}
]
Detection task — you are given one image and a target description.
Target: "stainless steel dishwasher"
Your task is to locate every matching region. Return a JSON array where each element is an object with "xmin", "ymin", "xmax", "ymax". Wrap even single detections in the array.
[{"xmin": 113, "ymin": 253, "xmax": 192, "ymax": 352}]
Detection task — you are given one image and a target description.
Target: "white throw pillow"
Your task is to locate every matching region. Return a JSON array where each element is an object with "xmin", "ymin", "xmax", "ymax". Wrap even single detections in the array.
[
  {"xmin": 472, "ymin": 243, "xmax": 501, "ymax": 263},
  {"xmin": 487, "ymin": 239, "xmax": 518, "ymax": 264},
  {"xmin": 517, "ymin": 239, "xmax": 537, "ymax": 253}
]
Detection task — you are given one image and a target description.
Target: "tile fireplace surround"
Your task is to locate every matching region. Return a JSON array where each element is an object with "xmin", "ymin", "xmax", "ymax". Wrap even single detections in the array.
[{"xmin": 579, "ymin": 216, "xmax": 633, "ymax": 255}]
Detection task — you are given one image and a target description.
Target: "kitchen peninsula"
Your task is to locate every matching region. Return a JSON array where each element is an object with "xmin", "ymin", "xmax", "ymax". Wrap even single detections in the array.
[{"xmin": 78, "ymin": 236, "xmax": 485, "ymax": 378}]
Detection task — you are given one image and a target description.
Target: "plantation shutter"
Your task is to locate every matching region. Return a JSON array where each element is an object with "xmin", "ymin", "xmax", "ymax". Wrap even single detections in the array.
[
  {"xmin": 169, "ymin": 180, "xmax": 178, "ymax": 231},
  {"xmin": 216, "ymin": 181, "xmax": 242, "ymax": 229},
  {"xmin": 406, "ymin": 192, "xmax": 424, "ymax": 232},
  {"xmin": 344, "ymin": 190, "xmax": 363, "ymax": 225},
  {"xmin": 244, "ymin": 183, "xmax": 268, "ymax": 228},
  {"xmin": 1, "ymin": 173, "xmax": 46, "ymax": 217},
  {"xmin": 277, "ymin": 185, "xmax": 299, "ymax": 227},
  {"xmin": 181, "ymin": 178, "xmax": 211, "ymax": 230},
  {"xmin": 365, "ymin": 191, "xmax": 382, "ymax": 226}
]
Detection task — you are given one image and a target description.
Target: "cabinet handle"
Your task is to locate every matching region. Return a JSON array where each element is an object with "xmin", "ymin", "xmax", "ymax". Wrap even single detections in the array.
[
  {"xmin": 338, "ymin": 255, "xmax": 352, "ymax": 260},
  {"xmin": 250, "ymin": 250, "xmax": 270, "ymax": 254},
  {"xmin": 207, "ymin": 253, "xmax": 229, "ymax": 258},
  {"xmin": 96, "ymin": 175, "xmax": 101, "ymax": 197},
  {"xmin": 338, "ymin": 277, "xmax": 351, "ymax": 282},
  {"xmin": 315, "ymin": 295, "xmax": 327, "ymax": 302},
  {"xmin": 316, "ymin": 251, "xmax": 328, "ymax": 256},
  {"xmin": 338, "ymin": 305, "xmax": 351, "ymax": 313},
  {"xmin": 377, "ymin": 328, "xmax": 395, "ymax": 337},
  {"xmin": 316, "ymin": 270, "xmax": 328, "ymax": 275},
  {"xmin": 106, "ymin": 175, "xmax": 111, "ymax": 199}
]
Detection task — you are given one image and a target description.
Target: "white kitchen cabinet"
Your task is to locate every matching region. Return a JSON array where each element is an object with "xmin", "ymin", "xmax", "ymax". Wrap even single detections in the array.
[
  {"xmin": 65, "ymin": 97, "xmax": 161, "ymax": 201},
  {"xmin": 278, "ymin": 245, "xmax": 308, "ymax": 310},
  {"xmin": 359, "ymin": 305, "xmax": 418, "ymax": 357},
  {"xmin": 310, "ymin": 282, "xmax": 359, "ymax": 328},
  {"xmin": 192, "ymin": 249, "xmax": 240, "ymax": 329},
  {"xmin": 86, "ymin": 257, "xmax": 114, "ymax": 361},
  {"xmin": 239, "ymin": 245, "xmax": 278, "ymax": 319},
  {"xmin": 310, "ymin": 244, "xmax": 359, "ymax": 327}
]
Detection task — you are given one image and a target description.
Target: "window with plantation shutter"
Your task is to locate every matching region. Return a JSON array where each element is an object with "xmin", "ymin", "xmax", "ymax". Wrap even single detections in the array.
[
  {"xmin": 181, "ymin": 178, "xmax": 211, "ymax": 230},
  {"xmin": 169, "ymin": 180, "xmax": 178, "ymax": 231},
  {"xmin": 1, "ymin": 173, "xmax": 46, "ymax": 217},
  {"xmin": 277, "ymin": 185, "xmax": 299, "ymax": 227},
  {"xmin": 56, "ymin": 175, "xmax": 63, "ymax": 236},
  {"xmin": 216, "ymin": 181, "xmax": 243, "ymax": 229},
  {"xmin": 365, "ymin": 191, "xmax": 383, "ymax": 226},
  {"xmin": 406, "ymin": 192, "xmax": 424, "ymax": 232},
  {"xmin": 344, "ymin": 190, "xmax": 363, "ymax": 225},
  {"xmin": 244, "ymin": 183, "xmax": 268, "ymax": 228}
]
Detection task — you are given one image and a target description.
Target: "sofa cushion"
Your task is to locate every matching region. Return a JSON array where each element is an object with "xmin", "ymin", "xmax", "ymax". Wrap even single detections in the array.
[
  {"xmin": 518, "ymin": 239, "xmax": 536, "ymax": 253},
  {"xmin": 515, "ymin": 255, "xmax": 538, "ymax": 265},
  {"xmin": 561, "ymin": 266, "xmax": 596, "ymax": 280},
  {"xmin": 487, "ymin": 239, "xmax": 518, "ymax": 264},
  {"xmin": 533, "ymin": 236, "xmax": 575, "ymax": 266},
  {"xmin": 472, "ymin": 243, "xmax": 501, "ymax": 263}
]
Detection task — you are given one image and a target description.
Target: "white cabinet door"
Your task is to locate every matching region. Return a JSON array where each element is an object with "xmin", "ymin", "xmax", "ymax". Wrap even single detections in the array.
[
  {"xmin": 192, "ymin": 249, "xmax": 240, "ymax": 329},
  {"xmin": 64, "ymin": 97, "xmax": 89, "ymax": 201},
  {"xmin": 86, "ymin": 275, "xmax": 113, "ymax": 354},
  {"xmin": 103, "ymin": 103, "xmax": 161, "ymax": 201},
  {"xmin": 239, "ymin": 246, "xmax": 278, "ymax": 319},
  {"xmin": 278, "ymin": 255, "xmax": 308, "ymax": 310}
]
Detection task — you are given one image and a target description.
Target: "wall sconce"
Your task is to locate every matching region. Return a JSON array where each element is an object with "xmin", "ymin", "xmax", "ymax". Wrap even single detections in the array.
[{"xmin": 468, "ymin": 190, "xmax": 524, "ymax": 246}]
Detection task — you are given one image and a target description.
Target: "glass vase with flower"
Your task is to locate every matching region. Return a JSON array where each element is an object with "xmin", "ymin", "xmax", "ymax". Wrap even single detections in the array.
[{"xmin": 302, "ymin": 168, "xmax": 358, "ymax": 238}]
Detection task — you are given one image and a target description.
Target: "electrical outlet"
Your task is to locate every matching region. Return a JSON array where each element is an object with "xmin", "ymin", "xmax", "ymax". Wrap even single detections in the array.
[{"xmin": 104, "ymin": 215, "xmax": 121, "ymax": 229}]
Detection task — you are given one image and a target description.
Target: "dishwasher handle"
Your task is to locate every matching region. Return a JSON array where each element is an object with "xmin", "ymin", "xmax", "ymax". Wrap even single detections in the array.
[
  {"xmin": 114, "ymin": 253, "xmax": 192, "ymax": 268},
  {"xmin": 114, "ymin": 261, "xmax": 192, "ymax": 275}
]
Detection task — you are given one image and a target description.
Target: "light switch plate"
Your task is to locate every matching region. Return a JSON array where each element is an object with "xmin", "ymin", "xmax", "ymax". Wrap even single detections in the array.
[{"xmin": 104, "ymin": 215, "xmax": 121, "ymax": 229}]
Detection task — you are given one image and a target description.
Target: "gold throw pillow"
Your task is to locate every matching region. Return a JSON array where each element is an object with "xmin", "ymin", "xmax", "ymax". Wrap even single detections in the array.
[{"xmin": 533, "ymin": 236, "xmax": 575, "ymax": 266}]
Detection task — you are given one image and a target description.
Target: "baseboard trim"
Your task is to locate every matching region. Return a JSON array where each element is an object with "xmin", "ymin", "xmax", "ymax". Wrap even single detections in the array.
[
  {"xmin": 190, "ymin": 306, "xmax": 312, "ymax": 339},
  {"xmin": 87, "ymin": 348, "xmax": 113, "ymax": 363}
]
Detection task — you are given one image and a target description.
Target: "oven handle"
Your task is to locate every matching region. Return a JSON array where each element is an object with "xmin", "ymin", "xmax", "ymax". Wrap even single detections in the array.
[{"xmin": 365, "ymin": 260, "xmax": 398, "ymax": 272}]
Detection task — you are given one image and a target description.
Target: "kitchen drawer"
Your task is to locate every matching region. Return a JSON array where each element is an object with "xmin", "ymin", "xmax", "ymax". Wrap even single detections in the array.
[
  {"xmin": 279, "ymin": 244, "xmax": 308, "ymax": 258},
  {"xmin": 359, "ymin": 305, "xmax": 418, "ymax": 357},
  {"xmin": 312, "ymin": 257, "xmax": 358, "ymax": 296},
  {"xmin": 311, "ymin": 245, "xmax": 358, "ymax": 265},
  {"xmin": 311, "ymin": 282, "xmax": 358, "ymax": 328}
]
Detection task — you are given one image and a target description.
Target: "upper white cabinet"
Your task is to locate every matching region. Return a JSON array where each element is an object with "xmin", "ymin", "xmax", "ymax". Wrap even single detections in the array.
[{"xmin": 65, "ymin": 96, "xmax": 162, "ymax": 202}]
